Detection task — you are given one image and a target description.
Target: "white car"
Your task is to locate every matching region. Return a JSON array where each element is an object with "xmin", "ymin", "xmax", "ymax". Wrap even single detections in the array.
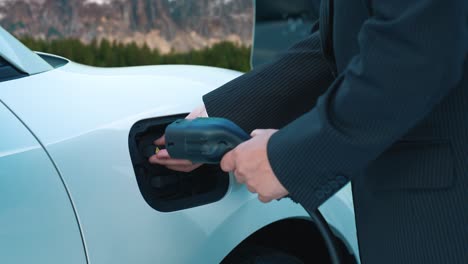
[{"xmin": 0, "ymin": 1, "xmax": 359, "ymax": 263}]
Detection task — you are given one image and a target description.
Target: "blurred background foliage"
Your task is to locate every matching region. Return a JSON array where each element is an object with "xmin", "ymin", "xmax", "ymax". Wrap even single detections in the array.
[{"xmin": 19, "ymin": 37, "xmax": 252, "ymax": 72}]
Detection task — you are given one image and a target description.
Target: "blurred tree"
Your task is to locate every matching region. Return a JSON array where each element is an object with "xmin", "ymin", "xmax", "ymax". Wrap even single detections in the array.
[{"xmin": 19, "ymin": 37, "xmax": 251, "ymax": 72}]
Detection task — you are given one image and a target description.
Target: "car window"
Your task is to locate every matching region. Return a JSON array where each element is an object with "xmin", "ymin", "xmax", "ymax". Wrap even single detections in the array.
[
  {"xmin": 251, "ymin": 0, "xmax": 319, "ymax": 68},
  {"xmin": 0, "ymin": 56, "xmax": 27, "ymax": 82},
  {"xmin": 36, "ymin": 53, "xmax": 69, "ymax": 68},
  {"xmin": 0, "ymin": 56, "xmax": 7, "ymax": 67},
  {"xmin": 0, "ymin": 26, "xmax": 53, "ymax": 75}
]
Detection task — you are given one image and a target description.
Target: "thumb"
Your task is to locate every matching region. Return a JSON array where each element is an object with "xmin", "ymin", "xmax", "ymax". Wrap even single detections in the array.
[{"xmin": 220, "ymin": 150, "xmax": 236, "ymax": 172}]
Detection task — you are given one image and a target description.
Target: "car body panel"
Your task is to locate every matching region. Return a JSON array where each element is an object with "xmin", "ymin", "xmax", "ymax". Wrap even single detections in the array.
[
  {"xmin": 0, "ymin": 26, "xmax": 52, "ymax": 74},
  {"xmin": 0, "ymin": 102, "xmax": 86, "ymax": 263},
  {"xmin": 0, "ymin": 61, "xmax": 359, "ymax": 263}
]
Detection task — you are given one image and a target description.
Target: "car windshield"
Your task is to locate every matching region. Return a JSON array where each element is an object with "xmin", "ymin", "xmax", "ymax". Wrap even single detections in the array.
[
  {"xmin": 0, "ymin": 56, "xmax": 7, "ymax": 67},
  {"xmin": 0, "ymin": 26, "xmax": 53, "ymax": 74}
]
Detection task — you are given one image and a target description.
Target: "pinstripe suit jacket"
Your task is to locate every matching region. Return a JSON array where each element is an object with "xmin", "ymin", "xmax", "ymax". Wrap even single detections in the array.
[{"xmin": 203, "ymin": 0, "xmax": 468, "ymax": 262}]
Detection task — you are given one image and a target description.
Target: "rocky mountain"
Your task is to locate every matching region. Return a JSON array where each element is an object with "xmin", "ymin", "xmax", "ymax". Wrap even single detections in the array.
[{"xmin": 0, "ymin": 0, "xmax": 253, "ymax": 53}]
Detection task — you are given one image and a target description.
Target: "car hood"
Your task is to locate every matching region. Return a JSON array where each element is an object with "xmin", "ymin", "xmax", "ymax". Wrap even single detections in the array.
[{"xmin": 0, "ymin": 61, "xmax": 243, "ymax": 146}]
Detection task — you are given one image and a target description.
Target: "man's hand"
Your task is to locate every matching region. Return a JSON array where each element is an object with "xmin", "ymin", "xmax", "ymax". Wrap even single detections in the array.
[
  {"xmin": 220, "ymin": 129, "xmax": 289, "ymax": 203},
  {"xmin": 148, "ymin": 104, "xmax": 207, "ymax": 172}
]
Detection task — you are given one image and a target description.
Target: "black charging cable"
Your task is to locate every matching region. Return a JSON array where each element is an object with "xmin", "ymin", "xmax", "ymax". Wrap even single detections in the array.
[
  {"xmin": 285, "ymin": 194, "xmax": 343, "ymax": 264},
  {"xmin": 306, "ymin": 208, "xmax": 343, "ymax": 264}
]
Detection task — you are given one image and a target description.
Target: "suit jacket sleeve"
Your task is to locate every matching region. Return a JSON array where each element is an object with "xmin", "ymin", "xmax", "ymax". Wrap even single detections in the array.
[
  {"xmin": 267, "ymin": 0, "xmax": 467, "ymax": 210},
  {"xmin": 202, "ymin": 27, "xmax": 335, "ymax": 133}
]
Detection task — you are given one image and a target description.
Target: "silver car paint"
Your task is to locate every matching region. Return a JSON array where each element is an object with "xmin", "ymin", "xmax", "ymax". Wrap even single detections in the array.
[
  {"xmin": 0, "ymin": 102, "xmax": 86, "ymax": 263},
  {"xmin": 0, "ymin": 60, "xmax": 359, "ymax": 263}
]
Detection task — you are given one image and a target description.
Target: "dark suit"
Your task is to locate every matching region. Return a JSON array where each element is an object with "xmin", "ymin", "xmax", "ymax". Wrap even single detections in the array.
[{"xmin": 203, "ymin": 0, "xmax": 468, "ymax": 262}]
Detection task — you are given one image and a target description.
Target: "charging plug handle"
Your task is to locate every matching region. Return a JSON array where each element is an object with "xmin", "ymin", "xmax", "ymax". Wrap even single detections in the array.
[{"xmin": 164, "ymin": 117, "xmax": 250, "ymax": 164}]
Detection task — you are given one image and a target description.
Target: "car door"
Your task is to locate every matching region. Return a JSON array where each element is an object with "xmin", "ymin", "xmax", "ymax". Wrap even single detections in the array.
[{"xmin": 0, "ymin": 100, "xmax": 87, "ymax": 264}]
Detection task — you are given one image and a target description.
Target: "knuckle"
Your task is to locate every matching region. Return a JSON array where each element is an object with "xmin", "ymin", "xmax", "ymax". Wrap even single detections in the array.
[
  {"xmin": 236, "ymin": 164, "xmax": 248, "ymax": 178},
  {"xmin": 258, "ymin": 196, "xmax": 268, "ymax": 203},
  {"xmin": 236, "ymin": 168, "xmax": 245, "ymax": 178},
  {"xmin": 247, "ymin": 185, "xmax": 256, "ymax": 193},
  {"xmin": 233, "ymin": 170, "xmax": 244, "ymax": 183}
]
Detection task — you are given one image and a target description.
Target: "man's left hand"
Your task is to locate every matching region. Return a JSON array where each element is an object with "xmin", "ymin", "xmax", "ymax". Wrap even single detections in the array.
[{"xmin": 220, "ymin": 129, "xmax": 289, "ymax": 203}]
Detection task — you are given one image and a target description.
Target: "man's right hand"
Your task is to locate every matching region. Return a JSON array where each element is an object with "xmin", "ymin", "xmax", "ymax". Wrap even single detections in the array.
[{"xmin": 148, "ymin": 104, "xmax": 207, "ymax": 172}]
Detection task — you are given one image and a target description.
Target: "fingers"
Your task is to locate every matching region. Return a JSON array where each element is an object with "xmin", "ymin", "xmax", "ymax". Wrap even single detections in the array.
[
  {"xmin": 154, "ymin": 135, "xmax": 165, "ymax": 146},
  {"xmin": 149, "ymin": 149, "xmax": 193, "ymax": 166},
  {"xmin": 258, "ymin": 195, "xmax": 272, "ymax": 203},
  {"xmin": 149, "ymin": 147, "xmax": 202, "ymax": 172},
  {"xmin": 149, "ymin": 155, "xmax": 194, "ymax": 166},
  {"xmin": 250, "ymin": 129, "xmax": 277, "ymax": 137},
  {"xmin": 149, "ymin": 154, "xmax": 201, "ymax": 172},
  {"xmin": 233, "ymin": 169, "xmax": 245, "ymax": 184},
  {"xmin": 167, "ymin": 164, "xmax": 202, "ymax": 172},
  {"xmin": 148, "ymin": 104, "xmax": 207, "ymax": 174},
  {"xmin": 250, "ymin": 129, "xmax": 261, "ymax": 137},
  {"xmin": 148, "ymin": 148, "xmax": 168, "ymax": 162},
  {"xmin": 246, "ymin": 185, "xmax": 256, "ymax": 193},
  {"xmin": 186, "ymin": 104, "xmax": 208, "ymax": 119},
  {"xmin": 154, "ymin": 148, "xmax": 170, "ymax": 159},
  {"xmin": 220, "ymin": 150, "xmax": 236, "ymax": 172},
  {"xmin": 245, "ymin": 184, "xmax": 275, "ymax": 203}
]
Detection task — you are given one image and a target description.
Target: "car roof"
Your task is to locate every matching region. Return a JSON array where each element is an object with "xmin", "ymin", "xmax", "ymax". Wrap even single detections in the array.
[{"xmin": 0, "ymin": 26, "xmax": 52, "ymax": 74}]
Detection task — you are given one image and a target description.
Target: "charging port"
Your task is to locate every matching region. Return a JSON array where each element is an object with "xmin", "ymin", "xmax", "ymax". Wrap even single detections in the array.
[{"xmin": 128, "ymin": 114, "xmax": 229, "ymax": 212}]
